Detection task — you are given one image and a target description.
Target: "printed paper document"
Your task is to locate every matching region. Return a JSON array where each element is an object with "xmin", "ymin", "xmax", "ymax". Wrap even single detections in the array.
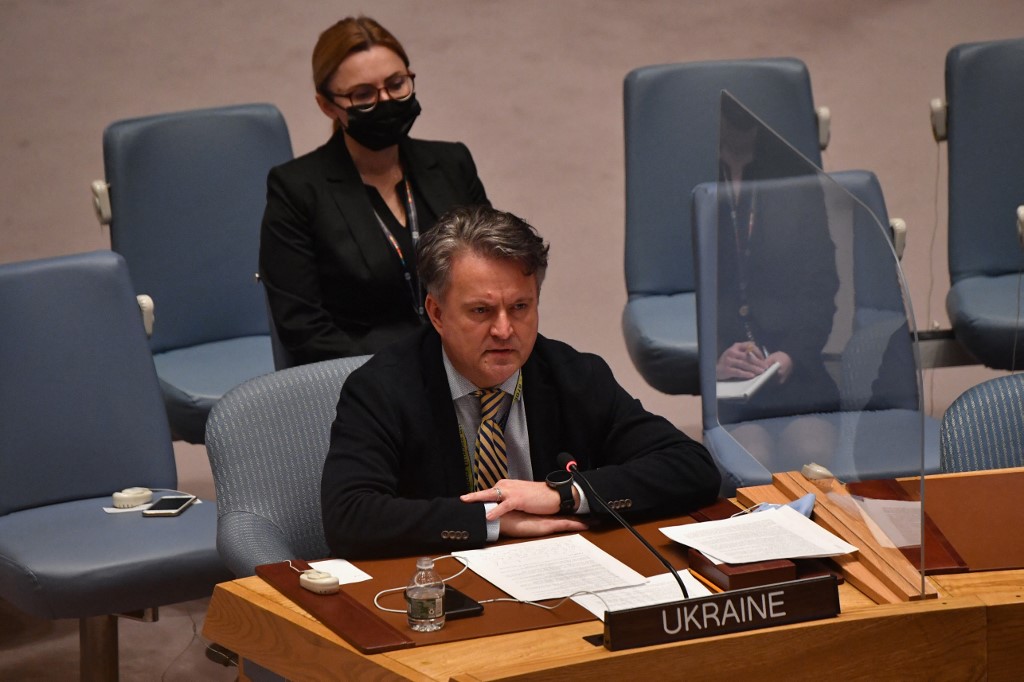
[
  {"xmin": 452, "ymin": 534, "xmax": 646, "ymax": 602},
  {"xmin": 309, "ymin": 558, "xmax": 372, "ymax": 585},
  {"xmin": 660, "ymin": 505, "xmax": 857, "ymax": 564},
  {"xmin": 571, "ymin": 571, "xmax": 713, "ymax": 621}
]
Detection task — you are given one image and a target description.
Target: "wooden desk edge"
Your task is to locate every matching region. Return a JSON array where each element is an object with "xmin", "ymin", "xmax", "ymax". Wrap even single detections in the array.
[
  {"xmin": 203, "ymin": 579, "xmax": 423, "ymax": 682},
  {"xmin": 435, "ymin": 596, "xmax": 991, "ymax": 681},
  {"xmin": 203, "ymin": 573, "xmax": 1024, "ymax": 681}
]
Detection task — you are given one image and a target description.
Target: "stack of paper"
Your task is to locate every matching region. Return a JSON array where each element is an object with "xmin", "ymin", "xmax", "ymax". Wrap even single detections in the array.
[
  {"xmin": 660, "ymin": 506, "xmax": 858, "ymax": 564},
  {"xmin": 452, "ymin": 534, "xmax": 646, "ymax": 602}
]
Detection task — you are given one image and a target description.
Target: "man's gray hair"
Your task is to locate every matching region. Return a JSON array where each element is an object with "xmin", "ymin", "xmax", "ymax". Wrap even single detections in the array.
[{"xmin": 417, "ymin": 205, "xmax": 549, "ymax": 299}]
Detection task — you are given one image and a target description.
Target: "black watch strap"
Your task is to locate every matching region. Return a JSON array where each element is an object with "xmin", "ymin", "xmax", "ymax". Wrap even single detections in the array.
[{"xmin": 546, "ymin": 469, "xmax": 576, "ymax": 515}]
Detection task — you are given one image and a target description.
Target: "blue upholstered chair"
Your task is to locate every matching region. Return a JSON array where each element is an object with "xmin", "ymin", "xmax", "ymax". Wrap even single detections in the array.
[
  {"xmin": 205, "ymin": 355, "xmax": 370, "ymax": 577},
  {"xmin": 692, "ymin": 96, "xmax": 938, "ymax": 495},
  {"xmin": 932, "ymin": 38, "xmax": 1024, "ymax": 370},
  {"xmin": 92, "ymin": 103, "xmax": 293, "ymax": 443},
  {"xmin": 0, "ymin": 251, "xmax": 231, "ymax": 680},
  {"xmin": 623, "ymin": 58, "xmax": 829, "ymax": 395},
  {"xmin": 940, "ymin": 373, "xmax": 1024, "ymax": 473}
]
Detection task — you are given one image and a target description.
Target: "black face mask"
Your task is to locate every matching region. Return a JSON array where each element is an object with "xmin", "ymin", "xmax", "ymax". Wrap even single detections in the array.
[{"xmin": 343, "ymin": 95, "xmax": 422, "ymax": 151}]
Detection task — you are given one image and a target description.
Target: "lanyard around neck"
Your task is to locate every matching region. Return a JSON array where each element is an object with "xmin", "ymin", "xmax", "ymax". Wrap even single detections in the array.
[{"xmin": 372, "ymin": 177, "xmax": 423, "ymax": 318}]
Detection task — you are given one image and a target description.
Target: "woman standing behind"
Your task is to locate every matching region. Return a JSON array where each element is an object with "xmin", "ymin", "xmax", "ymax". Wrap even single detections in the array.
[{"xmin": 260, "ymin": 16, "xmax": 489, "ymax": 365}]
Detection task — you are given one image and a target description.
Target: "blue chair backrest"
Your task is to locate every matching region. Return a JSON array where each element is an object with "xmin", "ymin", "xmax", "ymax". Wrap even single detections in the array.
[
  {"xmin": 205, "ymin": 355, "xmax": 370, "ymax": 574},
  {"xmin": 0, "ymin": 251, "xmax": 176, "ymax": 516},
  {"xmin": 946, "ymin": 37, "xmax": 1024, "ymax": 283},
  {"xmin": 102, "ymin": 103, "xmax": 293, "ymax": 353},
  {"xmin": 624, "ymin": 58, "xmax": 822, "ymax": 300},
  {"xmin": 830, "ymin": 170, "xmax": 902, "ymax": 312},
  {"xmin": 941, "ymin": 373, "xmax": 1024, "ymax": 472}
]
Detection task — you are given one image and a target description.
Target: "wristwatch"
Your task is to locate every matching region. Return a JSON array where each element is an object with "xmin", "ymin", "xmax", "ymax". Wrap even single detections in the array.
[{"xmin": 545, "ymin": 468, "xmax": 576, "ymax": 515}]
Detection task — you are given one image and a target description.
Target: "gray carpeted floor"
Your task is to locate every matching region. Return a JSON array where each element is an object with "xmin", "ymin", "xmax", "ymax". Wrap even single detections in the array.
[{"xmin": 2, "ymin": 0, "xmax": 1022, "ymax": 678}]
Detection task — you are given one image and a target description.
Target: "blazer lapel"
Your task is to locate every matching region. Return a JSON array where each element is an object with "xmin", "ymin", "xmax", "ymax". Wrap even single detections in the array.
[
  {"xmin": 522, "ymin": 337, "xmax": 563, "ymax": 480},
  {"xmin": 322, "ymin": 132, "xmax": 402, "ymax": 277},
  {"xmin": 419, "ymin": 330, "xmax": 474, "ymax": 494},
  {"xmin": 401, "ymin": 139, "xmax": 457, "ymax": 220}
]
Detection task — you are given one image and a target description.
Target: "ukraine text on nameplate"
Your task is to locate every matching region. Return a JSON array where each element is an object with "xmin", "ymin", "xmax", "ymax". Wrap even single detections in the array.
[{"xmin": 603, "ymin": 576, "xmax": 840, "ymax": 650}]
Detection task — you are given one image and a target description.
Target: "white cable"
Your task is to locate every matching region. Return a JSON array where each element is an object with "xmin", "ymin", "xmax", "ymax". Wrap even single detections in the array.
[
  {"xmin": 373, "ymin": 554, "xmax": 471, "ymax": 613},
  {"xmin": 371, "ymin": 554, "xmax": 609, "ymax": 615}
]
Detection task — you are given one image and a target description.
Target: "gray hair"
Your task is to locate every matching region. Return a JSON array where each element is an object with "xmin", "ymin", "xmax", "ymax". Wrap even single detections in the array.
[{"xmin": 417, "ymin": 205, "xmax": 549, "ymax": 299}]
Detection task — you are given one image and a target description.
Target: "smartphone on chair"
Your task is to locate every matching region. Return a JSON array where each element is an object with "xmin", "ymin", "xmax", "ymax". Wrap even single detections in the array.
[{"xmin": 142, "ymin": 495, "xmax": 197, "ymax": 517}]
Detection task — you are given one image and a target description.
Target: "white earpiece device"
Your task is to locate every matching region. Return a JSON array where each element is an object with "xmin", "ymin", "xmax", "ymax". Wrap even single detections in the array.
[
  {"xmin": 299, "ymin": 569, "xmax": 340, "ymax": 595},
  {"xmin": 112, "ymin": 487, "xmax": 153, "ymax": 509}
]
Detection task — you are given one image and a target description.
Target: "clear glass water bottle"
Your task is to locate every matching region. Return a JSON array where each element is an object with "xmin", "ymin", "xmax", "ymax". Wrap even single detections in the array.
[{"xmin": 405, "ymin": 557, "xmax": 445, "ymax": 632}]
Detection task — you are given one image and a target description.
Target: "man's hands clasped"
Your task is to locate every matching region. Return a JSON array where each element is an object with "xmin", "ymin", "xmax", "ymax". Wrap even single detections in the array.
[{"xmin": 460, "ymin": 479, "xmax": 587, "ymax": 538}]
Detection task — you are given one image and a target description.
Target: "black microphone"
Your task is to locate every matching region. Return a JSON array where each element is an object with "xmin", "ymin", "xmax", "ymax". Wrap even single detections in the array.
[{"xmin": 557, "ymin": 452, "xmax": 688, "ymax": 599}]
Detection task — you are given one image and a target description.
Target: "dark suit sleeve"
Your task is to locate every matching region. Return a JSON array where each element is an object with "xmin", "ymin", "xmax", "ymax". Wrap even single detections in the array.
[
  {"xmin": 259, "ymin": 165, "xmax": 359, "ymax": 364},
  {"xmin": 321, "ymin": 363, "xmax": 488, "ymax": 560},
  {"xmin": 561, "ymin": 353, "xmax": 720, "ymax": 517}
]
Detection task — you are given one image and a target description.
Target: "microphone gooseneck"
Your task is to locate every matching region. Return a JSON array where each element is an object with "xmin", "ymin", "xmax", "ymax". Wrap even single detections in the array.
[{"xmin": 556, "ymin": 452, "xmax": 688, "ymax": 599}]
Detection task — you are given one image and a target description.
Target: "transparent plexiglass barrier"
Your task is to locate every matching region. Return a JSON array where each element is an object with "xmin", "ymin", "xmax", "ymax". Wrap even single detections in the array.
[{"xmin": 696, "ymin": 92, "xmax": 930, "ymax": 597}]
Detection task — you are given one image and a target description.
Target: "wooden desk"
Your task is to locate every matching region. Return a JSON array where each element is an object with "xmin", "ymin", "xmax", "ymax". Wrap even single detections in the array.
[
  {"xmin": 203, "ymin": 471, "xmax": 1024, "ymax": 680},
  {"xmin": 201, "ymin": 471, "xmax": 1024, "ymax": 675},
  {"xmin": 205, "ymin": 571, "xmax": 1024, "ymax": 681}
]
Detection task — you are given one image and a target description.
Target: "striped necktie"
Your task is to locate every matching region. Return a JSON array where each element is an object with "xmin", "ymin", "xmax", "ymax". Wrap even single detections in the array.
[{"xmin": 473, "ymin": 388, "xmax": 508, "ymax": 491}]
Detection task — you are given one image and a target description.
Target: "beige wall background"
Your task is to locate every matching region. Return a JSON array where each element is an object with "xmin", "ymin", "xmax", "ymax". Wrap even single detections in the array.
[{"xmin": 2, "ymin": 0, "xmax": 1023, "ymax": 437}]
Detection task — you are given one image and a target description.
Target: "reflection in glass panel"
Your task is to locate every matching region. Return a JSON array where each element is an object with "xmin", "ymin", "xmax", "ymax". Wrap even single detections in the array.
[{"xmin": 696, "ymin": 92, "xmax": 934, "ymax": 598}]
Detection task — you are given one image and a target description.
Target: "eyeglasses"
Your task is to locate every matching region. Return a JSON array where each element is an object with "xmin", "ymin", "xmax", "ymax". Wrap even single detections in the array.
[{"xmin": 325, "ymin": 73, "xmax": 416, "ymax": 112}]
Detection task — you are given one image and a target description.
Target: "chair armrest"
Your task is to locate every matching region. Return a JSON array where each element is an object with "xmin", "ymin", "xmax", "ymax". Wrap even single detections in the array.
[
  {"xmin": 1017, "ymin": 205, "xmax": 1024, "ymax": 249},
  {"xmin": 216, "ymin": 511, "xmax": 297, "ymax": 578},
  {"xmin": 889, "ymin": 218, "xmax": 907, "ymax": 260},
  {"xmin": 91, "ymin": 180, "xmax": 111, "ymax": 225},
  {"xmin": 816, "ymin": 106, "xmax": 831, "ymax": 151},
  {"xmin": 135, "ymin": 295, "xmax": 154, "ymax": 337},
  {"xmin": 930, "ymin": 98, "xmax": 948, "ymax": 142}
]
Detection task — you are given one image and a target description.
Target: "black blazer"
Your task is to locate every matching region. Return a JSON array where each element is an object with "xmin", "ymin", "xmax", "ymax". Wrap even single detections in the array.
[
  {"xmin": 321, "ymin": 326, "xmax": 720, "ymax": 559},
  {"xmin": 717, "ymin": 174, "xmax": 840, "ymax": 422},
  {"xmin": 259, "ymin": 131, "xmax": 489, "ymax": 365}
]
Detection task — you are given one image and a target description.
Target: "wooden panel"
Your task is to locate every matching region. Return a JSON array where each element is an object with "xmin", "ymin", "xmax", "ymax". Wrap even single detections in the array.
[
  {"xmin": 916, "ymin": 469, "xmax": 1024, "ymax": 571},
  {"xmin": 737, "ymin": 478, "xmax": 906, "ymax": 604},
  {"xmin": 772, "ymin": 472, "xmax": 935, "ymax": 601},
  {"xmin": 256, "ymin": 560, "xmax": 414, "ymax": 654},
  {"xmin": 979, "ymin": 592, "xmax": 1024, "ymax": 682},
  {"xmin": 203, "ymin": 580, "xmax": 414, "ymax": 682},
  {"xmin": 440, "ymin": 598, "xmax": 987, "ymax": 681},
  {"xmin": 845, "ymin": 478, "xmax": 967, "ymax": 574}
]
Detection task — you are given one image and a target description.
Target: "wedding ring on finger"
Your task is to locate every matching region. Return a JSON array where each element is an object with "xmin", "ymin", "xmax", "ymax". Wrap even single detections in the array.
[{"xmin": 494, "ymin": 487, "xmax": 503, "ymax": 501}]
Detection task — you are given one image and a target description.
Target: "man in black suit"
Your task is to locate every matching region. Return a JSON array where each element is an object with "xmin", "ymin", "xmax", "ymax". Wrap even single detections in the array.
[{"xmin": 322, "ymin": 206, "xmax": 720, "ymax": 559}]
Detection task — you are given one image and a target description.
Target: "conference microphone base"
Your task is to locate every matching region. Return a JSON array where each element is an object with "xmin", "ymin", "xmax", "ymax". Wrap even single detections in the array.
[{"xmin": 602, "ymin": 575, "xmax": 840, "ymax": 650}]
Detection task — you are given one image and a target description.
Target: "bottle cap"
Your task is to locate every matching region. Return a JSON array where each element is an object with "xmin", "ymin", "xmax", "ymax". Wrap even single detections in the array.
[{"xmin": 416, "ymin": 557, "xmax": 433, "ymax": 570}]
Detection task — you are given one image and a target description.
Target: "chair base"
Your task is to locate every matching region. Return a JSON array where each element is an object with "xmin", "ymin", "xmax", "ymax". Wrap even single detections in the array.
[
  {"xmin": 78, "ymin": 607, "xmax": 161, "ymax": 682},
  {"xmin": 80, "ymin": 615, "xmax": 118, "ymax": 682}
]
